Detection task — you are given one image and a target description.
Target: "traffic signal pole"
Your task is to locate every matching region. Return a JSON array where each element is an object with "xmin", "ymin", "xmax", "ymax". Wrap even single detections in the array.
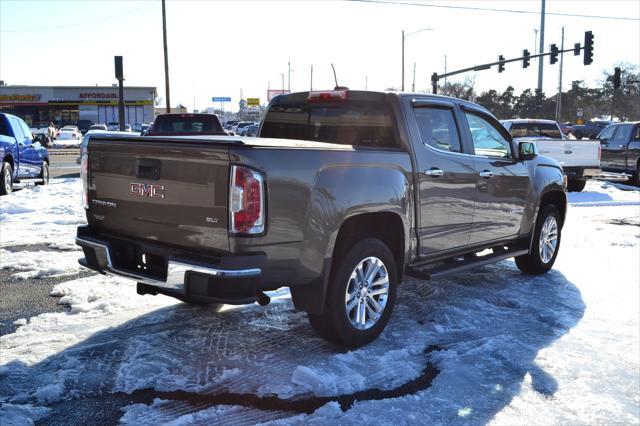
[{"xmin": 431, "ymin": 32, "xmax": 592, "ymax": 94}]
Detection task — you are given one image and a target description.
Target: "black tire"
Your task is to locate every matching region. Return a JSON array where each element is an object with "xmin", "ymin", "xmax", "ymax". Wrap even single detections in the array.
[
  {"xmin": 566, "ymin": 179, "xmax": 586, "ymax": 192},
  {"xmin": 633, "ymin": 161, "xmax": 640, "ymax": 186},
  {"xmin": 574, "ymin": 131, "xmax": 583, "ymax": 140},
  {"xmin": 516, "ymin": 205, "xmax": 562, "ymax": 275},
  {"xmin": 308, "ymin": 238, "xmax": 398, "ymax": 348},
  {"xmin": 36, "ymin": 161, "xmax": 49, "ymax": 186},
  {"xmin": 0, "ymin": 162, "xmax": 13, "ymax": 195}
]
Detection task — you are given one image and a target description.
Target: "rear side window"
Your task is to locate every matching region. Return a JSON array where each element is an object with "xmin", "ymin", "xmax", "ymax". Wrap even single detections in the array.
[
  {"xmin": 261, "ymin": 101, "xmax": 398, "ymax": 148},
  {"xmin": 612, "ymin": 124, "xmax": 633, "ymax": 143},
  {"xmin": 413, "ymin": 107, "xmax": 462, "ymax": 153},
  {"xmin": 509, "ymin": 122, "xmax": 561, "ymax": 139}
]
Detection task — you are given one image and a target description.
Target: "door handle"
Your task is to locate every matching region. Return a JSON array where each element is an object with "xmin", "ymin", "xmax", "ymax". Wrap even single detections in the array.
[
  {"xmin": 425, "ymin": 168, "xmax": 444, "ymax": 177},
  {"xmin": 479, "ymin": 170, "xmax": 494, "ymax": 179},
  {"xmin": 564, "ymin": 150, "xmax": 573, "ymax": 154}
]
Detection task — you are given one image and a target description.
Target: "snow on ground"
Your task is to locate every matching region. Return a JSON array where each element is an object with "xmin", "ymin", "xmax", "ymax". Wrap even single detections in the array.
[
  {"xmin": 0, "ymin": 178, "xmax": 85, "ymax": 250},
  {"xmin": 0, "ymin": 179, "xmax": 639, "ymax": 424}
]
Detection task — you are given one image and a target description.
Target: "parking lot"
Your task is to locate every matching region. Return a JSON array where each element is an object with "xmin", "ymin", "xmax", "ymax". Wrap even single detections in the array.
[{"xmin": 1, "ymin": 177, "xmax": 638, "ymax": 424}]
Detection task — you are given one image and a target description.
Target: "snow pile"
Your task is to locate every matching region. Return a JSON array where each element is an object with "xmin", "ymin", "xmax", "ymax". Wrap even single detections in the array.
[
  {"xmin": 0, "ymin": 403, "xmax": 51, "ymax": 425},
  {"xmin": 0, "ymin": 178, "xmax": 85, "ymax": 248},
  {"xmin": 0, "ymin": 248, "xmax": 83, "ymax": 279},
  {"xmin": 569, "ymin": 180, "xmax": 640, "ymax": 207}
]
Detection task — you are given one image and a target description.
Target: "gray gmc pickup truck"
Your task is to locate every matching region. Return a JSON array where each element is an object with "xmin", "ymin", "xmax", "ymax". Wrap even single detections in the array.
[{"xmin": 76, "ymin": 90, "xmax": 567, "ymax": 347}]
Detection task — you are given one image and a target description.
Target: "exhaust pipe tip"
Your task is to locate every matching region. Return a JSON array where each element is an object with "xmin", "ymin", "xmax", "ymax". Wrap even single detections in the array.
[{"xmin": 256, "ymin": 292, "xmax": 271, "ymax": 306}]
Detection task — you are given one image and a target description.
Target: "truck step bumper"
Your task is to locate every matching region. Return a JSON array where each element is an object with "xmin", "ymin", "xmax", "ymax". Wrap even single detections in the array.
[{"xmin": 76, "ymin": 234, "xmax": 264, "ymax": 305}]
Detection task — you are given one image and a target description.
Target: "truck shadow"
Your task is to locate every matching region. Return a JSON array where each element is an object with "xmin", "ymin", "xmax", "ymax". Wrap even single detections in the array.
[{"xmin": 1, "ymin": 262, "xmax": 585, "ymax": 424}]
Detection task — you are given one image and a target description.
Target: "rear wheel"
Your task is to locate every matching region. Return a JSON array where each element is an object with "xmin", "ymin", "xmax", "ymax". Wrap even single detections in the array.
[
  {"xmin": 308, "ymin": 238, "xmax": 397, "ymax": 347},
  {"xmin": 574, "ymin": 131, "xmax": 583, "ymax": 140},
  {"xmin": 516, "ymin": 205, "xmax": 561, "ymax": 275},
  {"xmin": 0, "ymin": 162, "xmax": 13, "ymax": 195},
  {"xmin": 36, "ymin": 162, "xmax": 49, "ymax": 186},
  {"xmin": 566, "ymin": 179, "xmax": 586, "ymax": 192}
]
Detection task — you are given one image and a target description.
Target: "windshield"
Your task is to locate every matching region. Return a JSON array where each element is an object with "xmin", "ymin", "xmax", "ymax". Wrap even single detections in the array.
[{"xmin": 509, "ymin": 122, "xmax": 561, "ymax": 139}]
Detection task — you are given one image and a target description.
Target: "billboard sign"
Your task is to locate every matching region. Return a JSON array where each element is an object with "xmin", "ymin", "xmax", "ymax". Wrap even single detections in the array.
[
  {"xmin": 247, "ymin": 97, "xmax": 260, "ymax": 106},
  {"xmin": 212, "ymin": 97, "xmax": 231, "ymax": 102},
  {"xmin": 267, "ymin": 90, "xmax": 290, "ymax": 101}
]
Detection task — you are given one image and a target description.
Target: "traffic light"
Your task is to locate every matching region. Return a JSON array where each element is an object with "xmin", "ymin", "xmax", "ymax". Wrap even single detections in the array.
[
  {"xmin": 550, "ymin": 44, "xmax": 559, "ymax": 64},
  {"xmin": 613, "ymin": 67, "xmax": 621, "ymax": 89},
  {"xmin": 584, "ymin": 31, "xmax": 594, "ymax": 65},
  {"xmin": 522, "ymin": 49, "xmax": 530, "ymax": 68},
  {"xmin": 498, "ymin": 55, "xmax": 505, "ymax": 73},
  {"xmin": 573, "ymin": 43, "xmax": 581, "ymax": 56}
]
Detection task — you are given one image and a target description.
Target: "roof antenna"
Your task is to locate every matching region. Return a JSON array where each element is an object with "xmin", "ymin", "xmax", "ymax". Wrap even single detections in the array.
[{"xmin": 331, "ymin": 63, "xmax": 349, "ymax": 91}]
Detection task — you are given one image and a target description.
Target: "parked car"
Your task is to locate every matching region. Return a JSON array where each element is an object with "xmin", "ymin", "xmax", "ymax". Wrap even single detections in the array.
[
  {"xmin": 500, "ymin": 119, "xmax": 601, "ymax": 192},
  {"xmin": 573, "ymin": 120, "xmax": 613, "ymax": 139},
  {"xmin": 224, "ymin": 120, "xmax": 240, "ymax": 131},
  {"xmin": 0, "ymin": 113, "xmax": 50, "ymax": 195},
  {"xmin": 89, "ymin": 124, "xmax": 108, "ymax": 131},
  {"xmin": 77, "ymin": 90, "xmax": 567, "ymax": 348},
  {"xmin": 238, "ymin": 122, "xmax": 257, "ymax": 136},
  {"xmin": 232, "ymin": 121, "xmax": 253, "ymax": 134},
  {"xmin": 56, "ymin": 126, "xmax": 82, "ymax": 141},
  {"xmin": 596, "ymin": 122, "xmax": 640, "ymax": 185},
  {"xmin": 243, "ymin": 123, "xmax": 260, "ymax": 137},
  {"xmin": 146, "ymin": 114, "xmax": 226, "ymax": 136}
]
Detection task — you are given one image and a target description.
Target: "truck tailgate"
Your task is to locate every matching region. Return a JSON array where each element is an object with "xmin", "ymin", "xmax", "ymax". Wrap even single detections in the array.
[
  {"xmin": 534, "ymin": 139, "xmax": 600, "ymax": 168},
  {"xmin": 87, "ymin": 138, "xmax": 230, "ymax": 254}
]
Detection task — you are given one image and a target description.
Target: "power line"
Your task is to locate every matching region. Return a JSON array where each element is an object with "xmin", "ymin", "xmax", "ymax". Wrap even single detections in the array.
[
  {"xmin": 0, "ymin": 3, "xmax": 155, "ymax": 33},
  {"xmin": 349, "ymin": 0, "xmax": 640, "ymax": 21}
]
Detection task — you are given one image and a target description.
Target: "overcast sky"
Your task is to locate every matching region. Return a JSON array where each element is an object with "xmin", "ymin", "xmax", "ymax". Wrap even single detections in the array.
[{"xmin": 1, "ymin": 0, "xmax": 638, "ymax": 111}]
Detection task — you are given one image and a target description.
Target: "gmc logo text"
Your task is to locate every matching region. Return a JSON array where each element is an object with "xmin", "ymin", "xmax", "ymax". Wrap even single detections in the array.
[{"xmin": 130, "ymin": 183, "xmax": 165, "ymax": 199}]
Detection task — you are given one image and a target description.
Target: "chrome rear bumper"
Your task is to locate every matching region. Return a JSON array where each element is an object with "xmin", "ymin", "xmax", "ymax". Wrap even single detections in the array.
[{"xmin": 76, "ymin": 236, "xmax": 262, "ymax": 293}]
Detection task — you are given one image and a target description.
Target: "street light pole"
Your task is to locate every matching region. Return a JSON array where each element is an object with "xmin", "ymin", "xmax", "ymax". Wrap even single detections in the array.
[
  {"xmin": 161, "ymin": 0, "xmax": 171, "ymax": 113},
  {"xmin": 401, "ymin": 30, "xmax": 405, "ymax": 91},
  {"xmin": 402, "ymin": 28, "xmax": 434, "ymax": 92},
  {"xmin": 536, "ymin": 0, "xmax": 546, "ymax": 94}
]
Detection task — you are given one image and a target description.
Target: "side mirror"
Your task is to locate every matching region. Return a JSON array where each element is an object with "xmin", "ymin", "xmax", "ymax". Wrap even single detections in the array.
[
  {"xmin": 599, "ymin": 138, "xmax": 609, "ymax": 145},
  {"xmin": 519, "ymin": 141, "xmax": 537, "ymax": 160}
]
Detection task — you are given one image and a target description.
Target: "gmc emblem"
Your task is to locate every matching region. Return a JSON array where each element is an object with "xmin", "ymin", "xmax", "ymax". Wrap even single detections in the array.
[{"xmin": 130, "ymin": 183, "xmax": 165, "ymax": 199}]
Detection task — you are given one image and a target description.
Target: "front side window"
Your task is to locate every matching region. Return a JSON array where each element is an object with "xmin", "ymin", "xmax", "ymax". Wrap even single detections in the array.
[
  {"xmin": 465, "ymin": 112, "xmax": 512, "ymax": 158},
  {"xmin": 413, "ymin": 107, "xmax": 462, "ymax": 153}
]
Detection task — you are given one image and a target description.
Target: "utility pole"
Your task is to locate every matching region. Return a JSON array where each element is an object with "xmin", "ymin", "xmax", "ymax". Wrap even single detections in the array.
[
  {"xmin": 412, "ymin": 63, "xmax": 416, "ymax": 92},
  {"xmin": 287, "ymin": 61, "xmax": 291, "ymax": 92},
  {"xmin": 281, "ymin": 73, "xmax": 285, "ymax": 94},
  {"xmin": 310, "ymin": 65, "xmax": 313, "ymax": 91},
  {"xmin": 401, "ymin": 30, "xmax": 405, "ymax": 91},
  {"xmin": 365, "ymin": 76, "xmax": 368, "ymax": 90},
  {"xmin": 161, "ymin": 0, "xmax": 171, "ymax": 113},
  {"xmin": 555, "ymin": 26, "xmax": 565, "ymax": 122},
  {"xmin": 114, "ymin": 56, "xmax": 125, "ymax": 131},
  {"xmin": 536, "ymin": 0, "xmax": 546, "ymax": 94}
]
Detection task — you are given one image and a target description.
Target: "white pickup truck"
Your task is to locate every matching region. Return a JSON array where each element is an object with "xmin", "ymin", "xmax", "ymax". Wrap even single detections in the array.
[{"xmin": 500, "ymin": 119, "xmax": 600, "ymax": 192}]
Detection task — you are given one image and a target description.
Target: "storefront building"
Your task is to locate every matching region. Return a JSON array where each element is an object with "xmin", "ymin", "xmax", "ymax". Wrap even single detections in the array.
[{"xmin": 0, "ymin": 85, "xmax": 156, "ymax": 127}]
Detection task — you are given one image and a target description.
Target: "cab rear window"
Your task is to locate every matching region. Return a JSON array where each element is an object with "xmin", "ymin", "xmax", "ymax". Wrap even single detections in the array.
[
  {"xmin": 509, "ymin": 122, "xmax": 561, "ymax": 139},
  {"xmin": 151, "ymin": 115, "xmax": 224, "ymax": 134},
  {"xmin": 261, "ymin": 101, "xmax": 398, "ymax": 148}
]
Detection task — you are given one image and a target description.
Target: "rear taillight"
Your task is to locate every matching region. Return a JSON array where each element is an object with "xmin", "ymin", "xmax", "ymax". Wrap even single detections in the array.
[
  {"xmin": 229, "ymin": 165, "xmax": 265, "ymax": 234},
  {"xmin": 81, "ymin": 151, "xmax": 89, "ymax": 209}
]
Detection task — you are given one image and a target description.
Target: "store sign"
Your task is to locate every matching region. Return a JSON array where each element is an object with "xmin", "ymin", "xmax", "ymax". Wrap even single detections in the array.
[
  {"xmin": 0, "ymin": 94, "xmax": 42, "ymax": 102},
  {"xmin": 79, "ymin": 92, "xmax": 118, "ymax": 99},
  {"xmin": 247, "ymin": 98, "xmax": 260, "ymax": 106}
]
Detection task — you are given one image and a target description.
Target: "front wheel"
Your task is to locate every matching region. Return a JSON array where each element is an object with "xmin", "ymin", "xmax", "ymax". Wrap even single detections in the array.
[
  {"xmin": 566, "ymin": 179, "xmax": 586, "ymax": 192},
  {"xmin": 308, "ymin": 238, "xmax": 397, "ymax": 347},
  {"xmin": 0, "ymin": 162, "xmax": 13, "ymax": 195},
  {"xmin": 516, "ymin": 205, "xmax": 562, "ymax": 275}
]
